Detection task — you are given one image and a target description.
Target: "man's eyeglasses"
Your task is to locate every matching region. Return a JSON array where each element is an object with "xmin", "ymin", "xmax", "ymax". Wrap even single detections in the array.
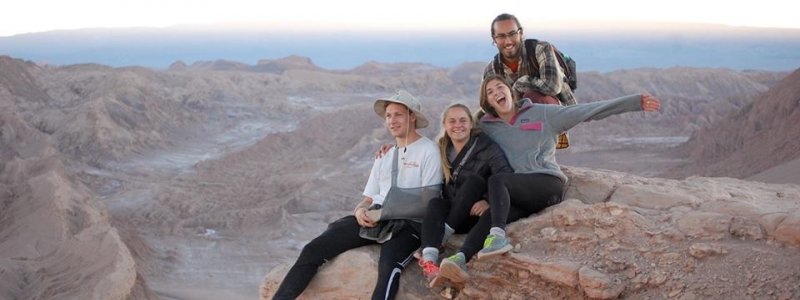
[{"xmin": 493, "ymin": 28, "xmax": 522, "ymax": 41}]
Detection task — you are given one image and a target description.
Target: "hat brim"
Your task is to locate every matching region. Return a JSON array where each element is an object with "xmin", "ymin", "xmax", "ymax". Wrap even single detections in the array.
[{"xmin": 374, "ymin": 99, "xmax": 429, "ymax": 129}]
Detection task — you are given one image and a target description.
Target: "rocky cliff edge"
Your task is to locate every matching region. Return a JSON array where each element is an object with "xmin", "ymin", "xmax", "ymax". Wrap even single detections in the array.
[{"xmin": 261, "ymin": 167, "xmax": 800, "ymax": 299}]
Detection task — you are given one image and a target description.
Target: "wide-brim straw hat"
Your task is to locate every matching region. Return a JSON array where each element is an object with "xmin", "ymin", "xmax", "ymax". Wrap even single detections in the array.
[{"xmin": 373, "ymin": 89, "xmax": 429, "ymax": 129}]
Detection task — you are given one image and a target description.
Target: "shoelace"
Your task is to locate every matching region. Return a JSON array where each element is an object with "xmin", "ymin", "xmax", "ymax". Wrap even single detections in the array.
[
  {"xmin": 483, "ymin": 235, "xmax": 496, "ymax": 248},
  {"xmin": 447, "ymin": 256, "xmax": 462, "ymax": 264}
]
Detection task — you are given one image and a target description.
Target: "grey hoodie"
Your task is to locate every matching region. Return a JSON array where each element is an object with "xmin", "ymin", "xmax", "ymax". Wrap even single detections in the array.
[{"xmin": 479, "ymin": 94, "xmax": 643, "ymax": 182}]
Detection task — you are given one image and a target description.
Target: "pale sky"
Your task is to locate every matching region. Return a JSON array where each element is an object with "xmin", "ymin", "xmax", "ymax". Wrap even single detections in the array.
[{"xmin": 3, "ymin": 0, "xmax": 798, "ymax": 37}]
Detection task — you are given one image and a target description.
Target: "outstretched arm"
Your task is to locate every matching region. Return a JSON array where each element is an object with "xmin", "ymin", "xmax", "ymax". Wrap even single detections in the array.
[{"xmin": 546, "ymin": 93, "xmax": 661, "ymax": 133}]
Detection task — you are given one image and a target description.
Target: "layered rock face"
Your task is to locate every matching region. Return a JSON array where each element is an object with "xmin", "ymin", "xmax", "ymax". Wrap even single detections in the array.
[
  {"xmin": 666, "ymin": 68, "xmax": 800, "ymax": 180},
  {"xmin": 0, "ymin": 113, "xmax": 140, "ymax": 300},
  {"xmin": 261, "ymin": 167, "xmax": 800, "ymax": 300}
]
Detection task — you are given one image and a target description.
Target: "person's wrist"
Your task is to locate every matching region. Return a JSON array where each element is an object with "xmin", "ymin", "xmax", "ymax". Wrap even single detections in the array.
[{"xmin": 354, "ymin": 207, "xmax": 366, "ymax": 216}]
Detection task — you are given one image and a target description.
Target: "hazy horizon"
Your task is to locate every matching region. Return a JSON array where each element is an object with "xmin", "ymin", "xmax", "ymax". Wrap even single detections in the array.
[
  {"xmin": 4, "ymin": 0, "xmax": 799, "ymax": 37},
  {"xmin": 2, "ymin": 22, "xmax": 800, "ymax": 72}
]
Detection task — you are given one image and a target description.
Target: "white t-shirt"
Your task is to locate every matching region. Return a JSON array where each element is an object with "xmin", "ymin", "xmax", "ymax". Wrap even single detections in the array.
[{"xmin": 362, "ymin": 136, "xmax": 443, "ymax": 206}]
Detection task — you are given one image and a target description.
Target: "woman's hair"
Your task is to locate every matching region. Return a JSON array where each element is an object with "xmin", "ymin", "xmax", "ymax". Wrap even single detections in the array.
[
  {"xmin": 437, "ymin": 103, "xmax": 480, "ymax": 184},
  {"xmin": 479, "ymin": 74, "xmax": 519, "ymax": 119}
]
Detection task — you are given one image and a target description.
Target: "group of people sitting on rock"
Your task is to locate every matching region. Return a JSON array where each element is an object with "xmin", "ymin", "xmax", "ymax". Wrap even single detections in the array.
[{"xmin": 272, "ymin": 12, "xmax": 661, "ymax": 300}]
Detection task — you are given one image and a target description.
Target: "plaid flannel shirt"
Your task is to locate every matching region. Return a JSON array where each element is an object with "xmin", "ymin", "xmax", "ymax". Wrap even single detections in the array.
[{"xmin": 483, "ymin": 40, "xmax": 577, "ymax": 106}]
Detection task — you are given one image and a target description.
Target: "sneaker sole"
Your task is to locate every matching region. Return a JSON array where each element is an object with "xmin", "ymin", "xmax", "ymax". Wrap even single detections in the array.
[
  {"xmin": 439, "ymin": 260, "xmax": 469, "ymax": 283},
  {"xmin": 428, "ymin": 274, "xmax": 447, "ymax": 288},
  {"xmin": 476, "ymin": 243, "xmax": 512, "ymax": 260}
]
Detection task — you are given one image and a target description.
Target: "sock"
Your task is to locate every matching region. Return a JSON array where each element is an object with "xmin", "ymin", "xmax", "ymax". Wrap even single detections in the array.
[
  {"xmin": 489, "ymin": 227, "xmax": 506, "ymax": 237},
  {"xmin": 422, "ymin": 247, "xmax": 439, "ymax": 264},
  {"xmin": 442, "ymin": 223, "xmax": 455, "ymax": 245}
]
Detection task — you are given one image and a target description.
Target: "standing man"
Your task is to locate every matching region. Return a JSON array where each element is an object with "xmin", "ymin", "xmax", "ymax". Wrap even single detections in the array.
[
  {"xmin": 272, "ymin": 90, "xmax": 443, "ymax": 300},
  {"xmin": 483, "ymin": 13, "xmax": 576, "ymax": 148}
]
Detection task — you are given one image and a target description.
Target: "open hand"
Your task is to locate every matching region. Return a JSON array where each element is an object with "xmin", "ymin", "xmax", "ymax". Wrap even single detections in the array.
[{"xmin": 641, "ymin": 93, "xmax": 661, "ymax": 112}]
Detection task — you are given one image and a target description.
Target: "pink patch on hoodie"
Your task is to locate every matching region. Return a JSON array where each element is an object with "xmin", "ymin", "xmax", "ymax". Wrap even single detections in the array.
[{"xmin": 520, "ymin": 121, "xmax": 543, "ymax": 131}]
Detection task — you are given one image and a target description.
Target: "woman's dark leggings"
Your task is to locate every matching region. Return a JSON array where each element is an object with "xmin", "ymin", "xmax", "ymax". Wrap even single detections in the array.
[
  {"xmin": 421, "ymin": 175, "xmax": 497, "ymax": 262},
  {"xmin": 488, "ymin": 173, "xmax": 565, "ymax": 230},
  {"xmin": 421, "ymin": 175, "xmax": 485, "ymax": 248},
  {"xmin": 272, "ymin": 216, "xmax": 419, "ymax": 300}
]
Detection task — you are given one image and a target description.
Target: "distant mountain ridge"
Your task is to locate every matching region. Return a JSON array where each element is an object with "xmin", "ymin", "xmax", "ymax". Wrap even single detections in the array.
[
  {"xmin": 167, "ymin": 55, "xmax": 322, "ymax": 73},
  {"xmin": 0, "ymin": 55, "xmax": 789, "ymax": 166},
  {"xmin": 2, "ymin": 24, "xmax": 799, "ymax": 71}
]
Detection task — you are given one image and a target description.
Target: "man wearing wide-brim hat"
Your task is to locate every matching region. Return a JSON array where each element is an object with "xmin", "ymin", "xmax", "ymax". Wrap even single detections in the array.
[
  {"xmin": 373, "ymin": 89, "xmax": 430, "ymax": 129},
  {"xmin": 273, "ymin": 90, "xmax": 442, "ymax": 300}
]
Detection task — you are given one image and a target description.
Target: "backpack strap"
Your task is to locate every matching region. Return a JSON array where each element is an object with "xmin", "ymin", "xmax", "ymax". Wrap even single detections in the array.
[
  {"xmin": 524, "ymin": 39, "xmax": 540, "ymax": 75},
  {"xmin": 492, "ymin": 53, "xmax": 505, "ymax": 77},
  {"xmin": 551, "ymin": 45, "xmax": 569, "ymax": 79},
  {"xmin": 390, "ymin": 147, "xmax": 399, "ymax": 187},
  {"xmin": 528, "ymin": 39, "xmax": 572, "ymax": 80},
  {"xmin": 451, "ymin": 137, "xmax": 479, "ymax": 183}
]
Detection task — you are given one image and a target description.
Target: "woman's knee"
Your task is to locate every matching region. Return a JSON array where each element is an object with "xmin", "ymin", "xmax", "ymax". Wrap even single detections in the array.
[
  {"xmin": 426, "ymin": 196, "xmax": 450, "ymax": 212},
  {"xmin": 488, "ymin": 173, "xmax": 512, "ymax": 188},
  {"xmin": 428, "ymin": 196, "xmax": 448, "ymax": 206}
]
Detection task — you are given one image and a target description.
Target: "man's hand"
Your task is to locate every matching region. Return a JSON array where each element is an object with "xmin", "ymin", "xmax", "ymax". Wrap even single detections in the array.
[
  {"xmin": 355, "ymin": 207, "xmax": 378, "ymax": 227},
  {"xmin": 470, "ymin": 200, "xmax": 490, "ymax": 216},
  {"xmin": 354, "ymin": 197, "xmax": 377, "ymax": 227},
  {"xmin": 374, "ymin": 143, "xmax": 393, "ymax": 159},
  {"xmin": 513, "ymin": 75, "xmax": 531, "ymax": 94}
]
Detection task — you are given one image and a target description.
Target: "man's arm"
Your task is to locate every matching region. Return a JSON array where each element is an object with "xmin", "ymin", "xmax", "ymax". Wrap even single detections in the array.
[
  {"xmin": 359, "ymin": 148, "xmax": 387, "ymax": 228},
  {"xmin": 513, "ymin": 42, "xmax": 565, "ymax": 96},
  {"xmin": 362, "ymin": 153, "xmax": 385, "ymax": 204},
  {"xmin": 482, "ymin": 61, "xmax": 498, "ymax": 80},
  {"xmin": 419, "ymin": 145, "xmax": 443, "ymax": 186}
]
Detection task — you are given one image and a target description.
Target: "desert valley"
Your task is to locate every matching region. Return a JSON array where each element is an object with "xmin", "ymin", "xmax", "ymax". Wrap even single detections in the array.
[{"xmin": 1, "ymin": 54, "xmax": 799, "ymax": 299}]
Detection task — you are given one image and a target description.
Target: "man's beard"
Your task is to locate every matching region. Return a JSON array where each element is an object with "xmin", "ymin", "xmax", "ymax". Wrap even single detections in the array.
[{"xmin": 501, "ymin": 45, "xmax": 520, "ymax": 61}]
